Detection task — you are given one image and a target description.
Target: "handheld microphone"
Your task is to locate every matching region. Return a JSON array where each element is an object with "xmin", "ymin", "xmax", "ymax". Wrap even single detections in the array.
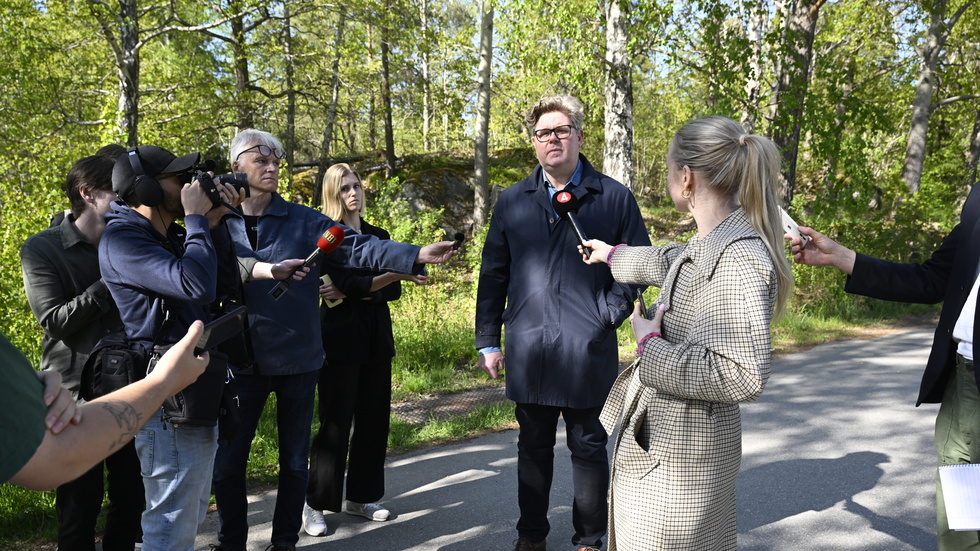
[
  {"xmin": 551, "ymin": 191, "xmax": 591, "ymax": 254},
  {"xmin": 269, "ymin": 225, "xmax": 345, "ymax": 300}
]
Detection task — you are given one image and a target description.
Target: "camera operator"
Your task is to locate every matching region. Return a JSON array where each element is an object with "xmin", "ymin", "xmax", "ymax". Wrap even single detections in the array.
[
  {"xmin": 211, "ymin": 129, "xmax": 457, "ymax": 551},
  {"xmin": 100, "ymin": 145, "xmax": 308, "ymax": 551}
]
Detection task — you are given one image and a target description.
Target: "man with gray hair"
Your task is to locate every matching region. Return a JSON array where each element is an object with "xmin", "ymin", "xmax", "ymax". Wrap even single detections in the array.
[
  {"xmin": 211, "ymin": 129, "xmax": 456, "ymax": 551},
  {"xmin": 476, "ymin": 96, "xmax": 650, "ymax": 551}
]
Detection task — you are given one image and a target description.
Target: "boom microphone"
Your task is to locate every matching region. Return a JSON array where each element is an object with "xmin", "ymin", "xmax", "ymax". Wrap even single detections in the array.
[
  {"xmin": 551, "ymin": 191, "xmax": 591, "ymax": 254},
  {"xmin": 269, "ymin": 225, "xmax": 346, "ymax": 300}
]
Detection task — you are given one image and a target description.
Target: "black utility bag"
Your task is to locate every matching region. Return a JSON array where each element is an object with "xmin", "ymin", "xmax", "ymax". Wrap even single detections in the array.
[
  {"xmin": 158, "ymin": 348, "xmax": 230, "ymax": 428},
  {"xmin": 159, "ymin": 306, "xmax": 247, "ymax": 436},
  {"xmin": 80, "ymin": 332, "xmax": 151, "ymax": 401}
]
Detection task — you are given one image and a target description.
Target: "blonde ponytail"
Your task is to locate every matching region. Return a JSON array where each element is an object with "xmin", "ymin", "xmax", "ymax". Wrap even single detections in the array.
[{"xmin": 669, "ymin": 116, "xmax": 793, "ymax": 317}]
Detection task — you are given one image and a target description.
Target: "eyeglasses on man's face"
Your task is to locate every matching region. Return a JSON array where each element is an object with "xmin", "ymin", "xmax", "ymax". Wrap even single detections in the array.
[
  {"xmin": 532, "ymin": 124, "xmax": 576, "ymax": 143},
  {"xmin": 235, "ymin": 144, "xmax": 286, "ymax": 161}
]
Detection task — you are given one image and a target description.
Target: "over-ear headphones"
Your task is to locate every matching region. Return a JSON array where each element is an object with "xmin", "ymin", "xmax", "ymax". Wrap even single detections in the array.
[{"xmin": 127, "ymin": 147, "xmax": 163, "ymax": 207}]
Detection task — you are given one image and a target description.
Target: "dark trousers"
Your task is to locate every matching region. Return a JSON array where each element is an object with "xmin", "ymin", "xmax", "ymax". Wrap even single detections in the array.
[
  {"xmin": 515, "ymin": 402, "xmax": 609, "ymax": 548},
  {"xmin": 307, "ymin": 357, "xmax": 392, "ymax": 512},
  {"xmin": 56, "ymin": 440, "xmax": 143, "ymax": 551},
  {"xmin": 935, "ymin": 355, "xmax": 980, "ymax": 550},
  {"xmin": 213, "ymin": 370, "xmax": 319, "ymax": 549}
]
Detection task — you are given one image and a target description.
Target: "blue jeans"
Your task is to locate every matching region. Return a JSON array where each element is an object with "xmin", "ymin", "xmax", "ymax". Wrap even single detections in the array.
[
  {"xmin": 136, "ymin": 408, "xmax": 218, "ymax": 551},
  {"xmin": 515, "ymin": 402, "xmax": 609, "ymax": 548},
  {"xmin": 213, "ymin": 370, "xmax": 319, "ymax": 549}
]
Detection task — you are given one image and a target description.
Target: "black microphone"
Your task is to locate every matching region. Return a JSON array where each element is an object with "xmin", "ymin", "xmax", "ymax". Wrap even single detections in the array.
[
  {"xmin": 269, "ymin": 225, "xmax": 346, "ymax": 300},
  {"xmin": 551, "ymin": 191, "xmax": 591, "ymax": 254}
]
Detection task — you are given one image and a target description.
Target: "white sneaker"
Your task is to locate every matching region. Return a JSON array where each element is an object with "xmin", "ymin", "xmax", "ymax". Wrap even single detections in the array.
[
  {"xmin": 302, "ymin": 502, "xmax": 328, "ymax": 536},
  {"xmin": 345, "ymin": 500, "xmax": 390, "ymax": 521}
]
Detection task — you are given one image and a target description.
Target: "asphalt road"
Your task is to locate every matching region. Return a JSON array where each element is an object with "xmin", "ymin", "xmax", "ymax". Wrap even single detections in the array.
[{"xmin": 194, "ymin": 328, "xmax": 941, "ymax": 551}]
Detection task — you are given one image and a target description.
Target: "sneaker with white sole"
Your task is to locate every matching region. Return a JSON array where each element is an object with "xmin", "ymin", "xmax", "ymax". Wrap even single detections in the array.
[
  {"xmin": 302, "ymin": 502, "xmax": 328, "ymax": 536},
  {"xmin": 345, "ymin": 500, "xmax": 390, "ymax": 521}
]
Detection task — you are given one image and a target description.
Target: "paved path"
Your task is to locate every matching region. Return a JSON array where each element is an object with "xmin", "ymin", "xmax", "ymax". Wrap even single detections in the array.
[{"xmin": 194, "ymin": 328, "xmax": 941, "ymax": 551}]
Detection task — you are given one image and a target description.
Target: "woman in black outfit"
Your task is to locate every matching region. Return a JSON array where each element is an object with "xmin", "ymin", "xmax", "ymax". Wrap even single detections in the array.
[{"xmin": 303, "ymin": 163, "xmax": 427, "ymax": 536}]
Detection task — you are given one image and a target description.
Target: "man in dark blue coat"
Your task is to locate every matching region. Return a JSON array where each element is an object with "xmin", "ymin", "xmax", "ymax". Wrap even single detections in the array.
[
  {"xmin": 475, "ymin": 95, "xmax": 650, "ymax": 551},
  {"xmin": 791, "ymin": 184, "xmax": 980, "ymax": 551}
]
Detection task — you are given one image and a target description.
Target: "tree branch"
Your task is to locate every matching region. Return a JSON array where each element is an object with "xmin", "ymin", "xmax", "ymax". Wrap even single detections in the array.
[{"xmin": 933, "ymin": 94, "xmax": 980, "ymax": 111}]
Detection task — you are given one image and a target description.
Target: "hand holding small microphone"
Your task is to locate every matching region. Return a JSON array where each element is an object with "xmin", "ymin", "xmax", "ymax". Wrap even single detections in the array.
[{"xmin": 269, "ymin": 225, "xmax": 346, "ymax": 300}]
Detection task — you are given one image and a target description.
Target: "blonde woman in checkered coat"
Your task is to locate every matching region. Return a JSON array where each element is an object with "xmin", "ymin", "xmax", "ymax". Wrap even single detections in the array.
[{"xmin": 581, "ymin": 116, "xmax": 793, "ymax": 550}]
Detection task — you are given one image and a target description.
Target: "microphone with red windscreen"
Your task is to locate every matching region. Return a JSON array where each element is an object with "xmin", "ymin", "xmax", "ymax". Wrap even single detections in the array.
[
  {"xmin": 552, "ymin": 190, "xmax": 591, "ymax": 255},
  {"xmin": 268, "ymin": 225, "xmax": 345, "ymax": 300}
]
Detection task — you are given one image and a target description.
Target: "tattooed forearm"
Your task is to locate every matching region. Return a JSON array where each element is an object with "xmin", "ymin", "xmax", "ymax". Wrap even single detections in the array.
[{"xmin": 98, "ymin": 400, "xmax": 144, "ymax": 450}]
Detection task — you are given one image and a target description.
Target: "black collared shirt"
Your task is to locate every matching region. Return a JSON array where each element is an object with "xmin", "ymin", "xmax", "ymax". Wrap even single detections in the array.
[{"xmin": 20, "ymin": 213, "xmax": 122, "ymax": 400}]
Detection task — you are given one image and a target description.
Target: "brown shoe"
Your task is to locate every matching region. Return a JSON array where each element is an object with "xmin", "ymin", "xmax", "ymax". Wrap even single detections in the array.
[{"xmin": 512, "ymin": 537, "xmax": 546, "ymax": 551}]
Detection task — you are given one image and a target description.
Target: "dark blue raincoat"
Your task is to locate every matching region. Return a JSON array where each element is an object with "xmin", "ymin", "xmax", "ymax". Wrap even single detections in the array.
[{"xmin": 475, "ymin": 155, "xmax": 651, "ymax": 408}]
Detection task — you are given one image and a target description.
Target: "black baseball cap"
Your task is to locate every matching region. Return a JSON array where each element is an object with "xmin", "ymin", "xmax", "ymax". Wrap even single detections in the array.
[{"xmin": 112, "ymin": 145, "xmax": 201, "ymax": 199}]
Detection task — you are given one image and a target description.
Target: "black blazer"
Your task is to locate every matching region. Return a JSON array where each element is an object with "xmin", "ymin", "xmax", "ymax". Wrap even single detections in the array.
[
  {"xmin": 845, "ymin": 182, "xmax": 980, "ymax": 405},
  {"xmin": 320, "ymin": 219, "xmax": 399, "ymax": 365}
]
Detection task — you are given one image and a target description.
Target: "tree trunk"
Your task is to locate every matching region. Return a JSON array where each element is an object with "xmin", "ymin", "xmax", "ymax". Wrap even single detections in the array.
[
  {"xmin": 602, "ymin": 0, "xmax": 634, "ymax": 192},
  {"xmin": 443, "ymin": 42, "xmax": 451, "ymax": 150},
  {"xmin": 314, "ymin": 8, "xmax": 347, "ymax": 208},
  {"xmin": 968, "ymin": 109, "xmax": 980, "ymax": 186},
  {"xmin": 283, "ymin": 7, "xmax": 296, "ymax": 186},
  {"xmin": 380, "ymin": 2, "xmax": 396, "ymax": 179},
  {"xmin": 118, "ymin": 0, "xmax": 140, "ymax": 147},
  {"xmin": 740, "ymin": 0, "xmax": 767, "ymax": 132},
  {"xmin": 473, "ymin": 0, "xmax": 493, "ymax": 231},
  {"xmin": 229, "ymin": 3, "xmax": 254, "ymax": 130},
  {"xmin": 421, "ymin": 0, "xmax": 432, "ymax": 152},
  {"xmin": 91, "ymin": 0, "xmax": 140, "ymax": 146},
  {"xmin": 900, "ymin": 0, "xmax": 972, "ymax": 193},
  {"xmin": 823, "ymin": 60, "xmax": 854, "ymax": 192},
  {"xmin": 367, "ymin": 23, "xmax": 378, "ymax": 151},
  {"xmin": 768, "ymin": 0, "xmax": 825, "ymax": 206}
]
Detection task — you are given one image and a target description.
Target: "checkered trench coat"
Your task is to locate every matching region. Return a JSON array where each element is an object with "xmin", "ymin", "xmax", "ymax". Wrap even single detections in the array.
[{"xmin": 600, "ymin": 209, "xmax": 777, "ymax": 550}]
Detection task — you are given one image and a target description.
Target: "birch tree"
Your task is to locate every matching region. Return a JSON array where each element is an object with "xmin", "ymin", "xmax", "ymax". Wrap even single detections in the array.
[
  {"xmin": 901, "ymin": 0, "xmax": 977, "ymax": 193},
  {"xmin": 603, "ymin": 0, "xmax": 634, "ymax": 191},
  {"xmin": 473, "ymin": 0, "xmax": 493, "ymax": 229}
]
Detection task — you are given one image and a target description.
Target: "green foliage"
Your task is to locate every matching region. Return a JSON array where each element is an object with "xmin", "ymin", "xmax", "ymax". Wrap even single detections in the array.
[
  {"xmin": 0, "ymin": 485, "xmax": 57, "ymax": 545},
  {"xmin": 363, "ymin": 175, "xmax": 485, "ymax": 400}
]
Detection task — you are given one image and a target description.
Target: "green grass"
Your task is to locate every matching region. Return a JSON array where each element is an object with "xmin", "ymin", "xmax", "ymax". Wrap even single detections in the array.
[{"xmin": 387, "ymin": 402, "xmax": 517, "ymax": 456}]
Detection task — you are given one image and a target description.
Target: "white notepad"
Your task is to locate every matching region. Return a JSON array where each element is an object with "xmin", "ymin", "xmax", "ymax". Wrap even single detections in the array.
[{"xmin": 939, "ymin": 464, "xmax": 980, "ymax": 531}]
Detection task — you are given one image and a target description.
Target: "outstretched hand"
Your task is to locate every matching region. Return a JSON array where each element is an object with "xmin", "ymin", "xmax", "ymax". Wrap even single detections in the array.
[
  {"xmin": 789, "ymin": 227, "xmax": 857, "ymax": 275},
  {"xmin": 416, "ymin": 241, "xmax": 458, "ymax": 265},
  {"xmin": 579, "ymin": 239, "xmax": 614, "ymax": 264},
  {"xmin": 271, "ymin": 258, "xmax": 309, "ymax": 281}
]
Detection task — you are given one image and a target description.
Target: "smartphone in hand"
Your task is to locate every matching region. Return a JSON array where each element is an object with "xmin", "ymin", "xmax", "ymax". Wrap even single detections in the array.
[
  {"xmin": 636, "ymin": 289, "xmax": 648, "ymax": 319},
  {"xmin": 196, "ymin": 306, "xmax": 247, "ymax": 355},
  {"xmin": 780, "ymin": 208, "xmax": 810, "ymax": 247},
  {"xmin": 320, "ymin": 274, "xmax": 343, "ymax": 308}
]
